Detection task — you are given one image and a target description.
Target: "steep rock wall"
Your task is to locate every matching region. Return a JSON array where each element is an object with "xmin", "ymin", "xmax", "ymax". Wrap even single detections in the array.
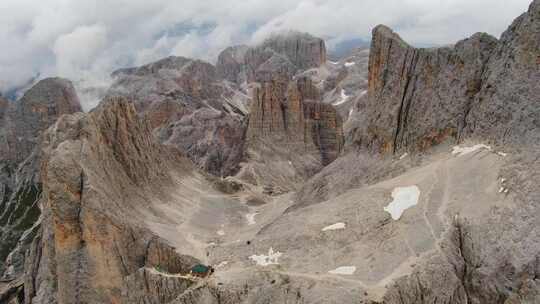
[
  {"xmin": 22, "ymin": 98, "xmax": 201, "ymax": 304},
  {"xmin": 350, "ymin": 0, "xmax": 539, "ymax": 154}
]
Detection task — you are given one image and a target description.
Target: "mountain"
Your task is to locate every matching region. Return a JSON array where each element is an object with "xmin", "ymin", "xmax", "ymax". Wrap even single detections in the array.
[
  {"xmin": 0, "ymin": 1, "xmax": 539, "ymax": 303},
  {"xmin": 0, "ymin": 78, "xmax": 81, "ymax": 290}
]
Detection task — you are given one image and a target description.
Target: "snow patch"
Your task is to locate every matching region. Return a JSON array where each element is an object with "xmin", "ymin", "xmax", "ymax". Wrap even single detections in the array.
[
  {"xmin": 497, "ymin": 151, "xmax": 508, "ymax": 157},
  {"xmin": 249, "ymin": 248, "xmax": 282, "ymax": 266},
  {"xmin": 332, "ymin": 89, "xmax": 349, "ymax": 106},
  {"xmin": 451, "ymin": 144, "xmax": 491, "ymax": 156},
  {"xmin": 322, "ymin": 222, "xmax": 346, "ymax": 231},
  {"xmin": 246, "ymin": 212, "xmax": 258, "ymax": 225},
  {"xmin": 399, "ymin": 153, "xmax": 408, "ymax": 160},
  {"xmin": 215, "ymin": 261, "xmax": 228, "ymax": 269},
  {"xmin": 328, "ymin": 266, "xmax": 356, "ymax": 275},
  {"xmin": 359, "ymin": 90, "xmax": 367, "ymax": 96},
  {"xmin": 217, "ymin": 230, "xmax": 225, "ymax": 236},
  {"xmin": 384, "ymin": 186, "xmax": 421, "ymax": 220},
  {"xmin": 344, "ymin": 62, "xmax": 356, "ymax": 67},
  {"xmin": 328, "ymin": 61, "xmax": 339, "ymax": 65}
]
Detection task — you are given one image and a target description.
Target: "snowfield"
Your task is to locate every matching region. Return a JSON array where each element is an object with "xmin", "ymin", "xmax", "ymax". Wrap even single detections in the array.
[
  {"xmin": 328, "ymin": 266, "xmax": 356, "ymax": 275},
  {"xmin": 384, "ymin": 186, "xmax": 421, "ymax": 220},
  {"xmin": 322, "ymin": 222, "xmax": 346, "ymax": 231},
  {"xmin": 332, "ymin": 89, "xmax": 349, "ymax": 106},
  {"xmin": 250, "ymin": 248, "xmax": 283, "ymax": 266},
  {"xmin": 452, "ymin": 144, "xmax": 491, "ymax": 156}
]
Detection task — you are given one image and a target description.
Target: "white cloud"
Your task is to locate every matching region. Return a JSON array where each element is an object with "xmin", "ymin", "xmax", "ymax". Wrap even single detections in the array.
[
  {"xmin": 0, "ymin": 0, "xmax": 532, "ymax": 108},
  {"xmin": 53, "ymin": 24, "xmax": 108, "ymax": 79}
]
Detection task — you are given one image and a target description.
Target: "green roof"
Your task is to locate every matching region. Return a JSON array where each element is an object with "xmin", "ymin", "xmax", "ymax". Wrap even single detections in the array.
[{"xmin": 191, "ymin": 264, "xmax": 210, "ymax": 273}]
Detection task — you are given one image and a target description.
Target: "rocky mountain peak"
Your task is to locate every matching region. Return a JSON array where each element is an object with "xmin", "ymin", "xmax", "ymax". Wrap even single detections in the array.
[
  {"xmin": 1, "ymin": 77, "xmax": 82, "ymax": 165},
  {"xmin": 217, "ymin": 31, "xmax": 327, "ymax": 84},
  {"xmin": 257, "ymin": 31, "xmax": 327, "ymax": 69},
  {"xmin": 0, "ymin": 77, "xmax": 82, "ymax": 284},
  {"xmin": 1, "ymin": 2, "xmax": 539, "ymax": 304},
  {"xmin": 216, "ymin": 45, "xmax": 249, "ymax": 83},
  {"xmin": 242, "ymin": 75, "xmax": 343, "ymax": 188},
  {"xmin": 351, "ymin": 4, "xmax": 538, "ymax": 154}
]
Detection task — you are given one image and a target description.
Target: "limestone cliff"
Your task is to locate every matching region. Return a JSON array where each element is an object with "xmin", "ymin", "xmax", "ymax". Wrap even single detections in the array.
[
  {"xmin": 241, "ymin": 76, "xmax": 343, "ymax": 190},
  {"xmin": 349, "ymin": 0, "xmax": 539, "ymax": 154},
  {"xmin": 217, "ymin": 32, "xmax": 327, "ymax": 84},
  {"xmin": 0, "ymin": 78, "xmax": 81, "ymax": 281},
  {"xmin": 108, "ymin": 56, "xmax": 246, "ymax": 177},
  {"xmin": 22, "ymin": 98, "xmax": 209, "ymax": 303}
]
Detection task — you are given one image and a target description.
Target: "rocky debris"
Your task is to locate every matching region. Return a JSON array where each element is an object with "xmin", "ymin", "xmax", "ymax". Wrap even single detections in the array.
[
  {"xmin": 122, "ymin": 268, "xmax": 195, "ymax": 304},
  {"xmin": 0, "ymin": 78, "xmax": 81, "ymax": 280},
  {"xmin": 350, "ymin": 0, "xmax": 539, "ymax": 155},
  {"xmin": 0, "ymin": 277, "xmax": 24, "ymax": 304},
  {"xmin": 108, "ymin": 56, "xmax": 247, "ymax": 177},
  {"xmin": 22, "ymin": 97, "xmax": 201, "ymax": 303}
]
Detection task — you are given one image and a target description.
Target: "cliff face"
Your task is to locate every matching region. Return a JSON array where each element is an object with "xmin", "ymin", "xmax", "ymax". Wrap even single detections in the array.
[
  {"xmin": 464, "ymin": 0, "xmax": 540, "ymax": 144},
  {"xmin": 216, "ymin": 45, "xmax": 249, "ymax": 83},
  {"xmin": 108, "ymin": 56, "xmax": 246, "ymax": 177},
  {"xmin": 350, "ymin": 1, "xmax": 539, "ymax": 154},
  {"xmin": 1, "ymin": 78, "xmax": 82, "ymax": 164},
  {"xmin": 241, "ymin": 76, "xmax": 343, "ymax": 189},
  {"xmin": 22, "ymin": 98, "xmax": 208, "ymax": 304},
  {"xmin": 217, "ymin": 32, "xmax": 327, "ymax": 84},
  {"xmin": 0, "ymin": 78, "xmax": 81, "ymax": 282},
  {"xmin": 247, "ymin": 77, "xmax": 342, "ymax": 163}
]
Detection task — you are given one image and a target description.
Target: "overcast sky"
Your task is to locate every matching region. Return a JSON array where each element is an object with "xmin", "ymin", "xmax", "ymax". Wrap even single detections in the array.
[{"xmin": 0, "ymin": 0, "xmax": 532, "ymax": 104}]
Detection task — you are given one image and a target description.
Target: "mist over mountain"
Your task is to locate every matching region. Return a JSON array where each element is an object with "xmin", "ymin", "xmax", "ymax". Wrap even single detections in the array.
[{"xmin": 0, "ymin": 0, "xmax": 532, "ymax": 110}]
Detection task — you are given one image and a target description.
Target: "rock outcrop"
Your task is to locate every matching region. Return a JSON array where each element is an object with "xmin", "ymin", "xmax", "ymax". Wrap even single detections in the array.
[
  {"xmin": 464, "ymin": 0, "xmax": 540, "ymax": 145},
  {"xmin": 240, "ymin": 76, "xmax": 343, "ymax": 189},
  {"xmin": 216, "ymin": 45, "xmax": 249, "ymax": 83},
  {"xmin": 247, "ymin": 77, "xmax": 343, "ymax": 165},
  {"xmin": 0, "ymin": 78, "xmax": 81, "ymax": 280},
  {"xmin": 22, "ymin": 98, "xmax": 204, "ymax": 303},
  {"xmin": 108, "ymin": 56, "xmax": 247, "ymax": 177},
  {"xmin": 217, "ymin": 32, "xmax": 327, "ymax": 84},
  {"xmin": 350, "ymin": 0, "xmax": 538, "ymax": 154},
  {"xmin": 1, "ymin": 2, "xmax": 538, "ymax": 304}
]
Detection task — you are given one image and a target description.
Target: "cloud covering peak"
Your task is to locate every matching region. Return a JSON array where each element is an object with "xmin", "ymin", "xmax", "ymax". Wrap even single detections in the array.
[{"xmin": 0, "ymin": 0, "xmax": 532, "ymax": 106}]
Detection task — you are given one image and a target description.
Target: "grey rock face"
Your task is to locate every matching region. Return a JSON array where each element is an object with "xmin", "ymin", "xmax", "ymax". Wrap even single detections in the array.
[
  {"xmin": 22, "ymin": 98, "xmax": 202, "ymax": 304},
  {"xmin": 108, "ymin": 56, "xmax": 247, "ymax": 177},
  {"xmin": 0, "ymin": 78, "xmax": 81, "ymax": 281},
  {"xmin": 349, "ymin": 0, "xmax": 539, "ymax": 154},
  {"xmin": 464, "ymin": 0, "xmax": 540, "ymax": 145},
  {"xmin": 1, "ymin": 78, "xmax": 82, "ymax": 164},
  {"xmin": 216, "ymin": 45, "xmax": 249, "ymax": 83},
  {"xmin": 3, "ymin": 2, "xmax": 538, "ymax": 304},
  {"xmin": 350, "ymin": 26, "xmax": 498, "ymax": 154},
  {"xmin": 241, "ymin": 76, "xmax": 343, "ymax": 190},
  {"xmin": 217, "ymin": 32, "xmax": 327, "ymax": 84}
]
